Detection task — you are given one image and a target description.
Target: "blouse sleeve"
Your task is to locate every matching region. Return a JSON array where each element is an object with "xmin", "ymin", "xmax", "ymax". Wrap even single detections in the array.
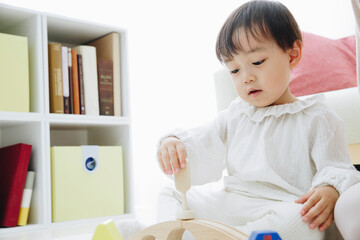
[
  {"xmin": 159, "ymin": 108, "xmax": 229, "ymax": 186},
  {"xmin": 310, "ymin": 108, "xmax": 360, "ymax": 194}
]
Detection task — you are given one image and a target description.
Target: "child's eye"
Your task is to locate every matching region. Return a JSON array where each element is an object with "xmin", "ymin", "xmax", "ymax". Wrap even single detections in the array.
[
  {"xmin": 252, "ymin": 59, "xmax": 266, "ymax": 65},
  {"xmin": 230, "ymin": 69, "xmax": 239, "ymax": 74}
]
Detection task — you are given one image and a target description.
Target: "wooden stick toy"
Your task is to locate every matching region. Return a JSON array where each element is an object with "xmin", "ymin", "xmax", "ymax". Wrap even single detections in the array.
[{"xmin": 174, "ymin": 159, "xmax": 194, "ymax": 220}]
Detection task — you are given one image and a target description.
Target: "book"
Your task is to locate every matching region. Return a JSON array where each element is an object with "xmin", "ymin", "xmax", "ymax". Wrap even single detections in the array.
[
  {"xmin": 74, "ymin": 46, "xmax": 99, "ymax": 115},
  {"xmin": 51, "ymin": 146, "xmax": 124, "ymax": 222},
  {"xmin": 0, "ymin": 143, "xmax": 32, "ymax": 227},
  {"xmin": 61, "ymin": 46, "xmax": 70, "ymax": 114},
  {"xmin": 48, "ymin": 42, "xmax": 64, "ymax": 114},
  {"xmin": 77, "ymin": 55, "xmax": 86, "ymax": 114},
  {"xmin": 71, "ymin": 49, "xmax": 80, "ymax": 114},
  {"xmin": 87, "ymin": 32, "xmax": 122, "ymax": 116},
  {"xmin": 67, "ymin": 48, "xmax": 74, "ymax": 114},
  {"xmin": 0, "ymin": 33, "xmax": 30, "ymax": 112},
  {"xmin": 97, "ymin": 59, "xmax": 114, "ymax": 115},
  {"xmin": 17, "ymin": 171, "xmax": 35, "ymax": 226}
]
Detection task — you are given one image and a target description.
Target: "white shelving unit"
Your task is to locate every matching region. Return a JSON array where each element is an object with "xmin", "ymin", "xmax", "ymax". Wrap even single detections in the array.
[{"xmin": 0, "ymin": 3, "xmax": 134, "ymax": 238}]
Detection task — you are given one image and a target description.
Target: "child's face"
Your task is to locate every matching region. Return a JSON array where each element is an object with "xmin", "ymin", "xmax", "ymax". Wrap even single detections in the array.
[{"xmin": 225, "ymin": 32, "xmax": 297, "ymax": 107}]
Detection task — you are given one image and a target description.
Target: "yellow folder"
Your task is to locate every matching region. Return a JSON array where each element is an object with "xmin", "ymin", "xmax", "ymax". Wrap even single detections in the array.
[
  {"xmin": 0, "ymin": 33, "xmax": 29, "ymax": 112},
  {"xmin": 51, "ymin": 146, "xmax": 124, "ymax": 222}
]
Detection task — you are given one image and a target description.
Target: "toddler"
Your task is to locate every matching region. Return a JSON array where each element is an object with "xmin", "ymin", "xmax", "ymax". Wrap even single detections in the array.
[{"xmin": 156, "ymin": 1, "xmax": 360, "ymax": 240}]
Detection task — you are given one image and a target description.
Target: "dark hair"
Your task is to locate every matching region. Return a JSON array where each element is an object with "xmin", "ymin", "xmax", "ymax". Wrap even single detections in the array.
[{"xmin": 216, "ymin": 0, "xmax": 302, "ymax": 62}]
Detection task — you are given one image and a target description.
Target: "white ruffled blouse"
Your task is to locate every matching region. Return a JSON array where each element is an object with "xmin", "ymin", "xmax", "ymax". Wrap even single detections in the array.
[{"xmin": 168, "ymin": 95, "xmax": 360, "ymax": 201}]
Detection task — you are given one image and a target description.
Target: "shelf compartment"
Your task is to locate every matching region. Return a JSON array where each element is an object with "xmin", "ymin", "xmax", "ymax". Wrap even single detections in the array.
[
  {"xmin": 48, "ymin": 124, "xmax": 134, "ymax": 215},
  {"xmin": 43, "ymin": 14, "xmax": 130, "ymax": 118},
  {"xmin": 0, "ymin": 121, "xmax": 47, "ymax": 227},
  {"xmin": 0, "ymin": 4, "xmax": 44, "ymax": 114}
]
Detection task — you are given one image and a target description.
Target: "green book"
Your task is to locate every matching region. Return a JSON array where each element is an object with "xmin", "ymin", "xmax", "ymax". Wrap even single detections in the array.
[{"xmin": 0, "ymin": 33, "xmax": 29, "ymax": 112}]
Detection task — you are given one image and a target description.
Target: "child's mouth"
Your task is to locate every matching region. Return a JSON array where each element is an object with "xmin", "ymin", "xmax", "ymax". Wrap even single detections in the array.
[{"xmin": 248, "ymin": 89, "xmax": 262, "ymax": 96}]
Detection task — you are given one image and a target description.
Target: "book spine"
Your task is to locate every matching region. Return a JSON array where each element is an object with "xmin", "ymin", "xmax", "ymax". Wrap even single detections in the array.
[
  {"xmin": 61, "ymin": 46, "xmax": 70, "ymax": 114},
  {"xmin": 97, "ymin": 59, "xmax": 114, "ymax": 115},
  {"xmin": 17, "ymin": 171, "xmax": 35, "ymax": 226},
  {"xmin": 77, "ymin": 55, "xmax": 86, "ymax": 115},
  {"xmin": 75, "ymin": 46, "xmax": 99, "ymax": 116},
  {"xmin": 87, "ymin": 32, "xmax": 122, "ymax": 116},
  {"xmin": 112, "ymin": 33, "xmax": 122, "ymax": 116},
  {"xmin": 48, "ymin": 43, "xmax": 64, "ymax": 113},
  {"xmin": 67, "ymin": 48, "xmax": 74, "ymax": 114},
  {"xmin": 71, "ymin": 49, "xmax": 80, "ymax": 114}
]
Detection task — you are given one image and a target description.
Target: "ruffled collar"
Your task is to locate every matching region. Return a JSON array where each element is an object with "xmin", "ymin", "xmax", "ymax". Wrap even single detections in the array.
[{"xmin": 234, "ymin": 94, "xmax": 325, "ymax": 122}]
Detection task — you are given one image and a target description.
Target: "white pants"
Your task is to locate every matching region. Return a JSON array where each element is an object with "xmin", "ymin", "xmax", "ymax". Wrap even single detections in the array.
[
  {"xmin": 157, "ymin": 185, "xmax": 342, "ymax": 240},
  {"xmin": 335, "ymin": 182, "xmax": 360, "ymax": 240}
]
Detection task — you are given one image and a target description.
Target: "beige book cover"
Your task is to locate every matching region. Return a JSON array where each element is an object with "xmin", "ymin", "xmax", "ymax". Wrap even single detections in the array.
[
  {"xmin": 51, "ymin": 146, "xmax": 124, "ymax": 222},
  {"xmin": 74, "ymin": 45, "xmax": 99, "ymax": 115},
  {"xmin": 0, "ymin": 33, "xmax": 29, "ymax": 112},
  {"xmin": 88, "ymin": 32, "xmax": 122, "ymax": 116}
]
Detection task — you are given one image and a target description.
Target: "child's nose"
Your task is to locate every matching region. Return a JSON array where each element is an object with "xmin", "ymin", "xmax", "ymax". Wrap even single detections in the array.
[{"xmin": 243, "ymin": 71, "xmax": 256, "ymax": 84}]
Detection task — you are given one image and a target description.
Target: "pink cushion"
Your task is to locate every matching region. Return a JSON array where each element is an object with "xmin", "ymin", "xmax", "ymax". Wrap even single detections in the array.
[{"xmin": 289, "ymin": 32, "xmax": 357, "ymax": 96}]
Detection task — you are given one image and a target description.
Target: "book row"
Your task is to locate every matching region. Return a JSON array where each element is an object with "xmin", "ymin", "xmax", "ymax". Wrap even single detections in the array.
[{"xmin": 48, "ymin": 32, "xmax": 122, "ymax": 116}]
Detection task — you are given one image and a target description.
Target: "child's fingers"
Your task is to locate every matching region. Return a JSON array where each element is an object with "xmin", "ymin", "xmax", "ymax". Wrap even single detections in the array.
[
  {"xmin": 306, "ymin": 200, "xmax": 330, "ymax": 229},
  {"xmin": 300, "ymin": 193, "xmax": 321, "ymax": 218},
  {"xmin": 295, "ymin": 189, "xmax": 314, "ymax": 205},
  {"xmin": 168, "ymin": 144, "xmax": 181, "ymax": 173},
  {"xmin": 318, "ymin": 212, "xmax": 334, "ymax": 232},
  {"xmin": 161, "ymin": 149, "xmax": 173, "ymax": 175},
  {"xmin": 175, "ymin": 142, "xmax": 187, "ymax": 168},
  {"xmin": 157, "ymin": 137, "xmax": 187, "ymax": 175}
]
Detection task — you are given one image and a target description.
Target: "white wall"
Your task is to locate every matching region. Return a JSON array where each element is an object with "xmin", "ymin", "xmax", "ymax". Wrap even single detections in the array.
[{"xmin": 1, "ymin": 0, "xmax": 355, "ymax": 224}]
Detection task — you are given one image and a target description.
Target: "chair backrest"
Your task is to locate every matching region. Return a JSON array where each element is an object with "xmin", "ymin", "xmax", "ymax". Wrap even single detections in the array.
[{"xmin": 213, "ymin": 69, "xmax": 237, "ymax": 112}]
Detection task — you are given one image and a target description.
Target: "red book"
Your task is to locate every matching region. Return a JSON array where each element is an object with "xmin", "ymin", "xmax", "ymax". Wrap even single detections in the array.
[{"xmin": 0, "ymin": 143, "xmax": 32, "ymax": 227}]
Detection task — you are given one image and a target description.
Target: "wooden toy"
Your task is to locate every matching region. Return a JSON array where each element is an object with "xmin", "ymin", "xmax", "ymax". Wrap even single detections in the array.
[
  {"xmin": 174, "ymin": 159, "xmax": 194, "ymax": 220},
  {"xmin": 124, "ymin": 160, "xmax": 282, "ymax": 240},
  {"xmin": 127, "ymin": 160, "xmax": 237, "ymax": 239},
  {"xmin": 92, "ymin": 219, "xmax": 123, "ymax": 240},
  {"xmin": 126, "ymin": 219, "xmax": 249, "ymax": 240}
]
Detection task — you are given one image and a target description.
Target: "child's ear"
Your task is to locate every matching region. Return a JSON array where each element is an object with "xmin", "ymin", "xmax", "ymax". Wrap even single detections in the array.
[{"xmin": 289, "ymin": 40, "xmax": 303, "ymax": 69}]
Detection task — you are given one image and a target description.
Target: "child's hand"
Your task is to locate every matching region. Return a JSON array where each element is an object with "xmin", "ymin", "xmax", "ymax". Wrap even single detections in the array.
[
  {"xmin": 295, "ymin": 186, "xmax": 339, "ymax": 232},
  {"xmin": 157, "ymin": 137, "xmax": 187, "ymax": 175}
]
